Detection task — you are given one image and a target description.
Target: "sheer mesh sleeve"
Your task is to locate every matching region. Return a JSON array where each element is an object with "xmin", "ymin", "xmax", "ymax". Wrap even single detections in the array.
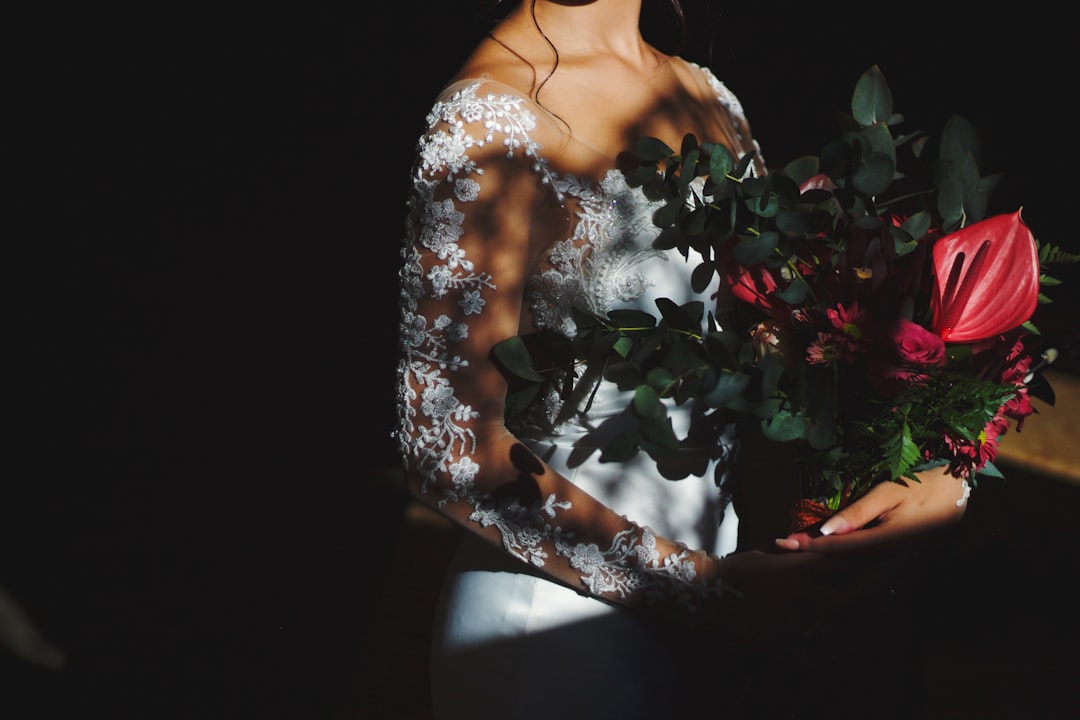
[{"xmin": 394, "ymin": 80, "xmax": 731, "ymax": 612}]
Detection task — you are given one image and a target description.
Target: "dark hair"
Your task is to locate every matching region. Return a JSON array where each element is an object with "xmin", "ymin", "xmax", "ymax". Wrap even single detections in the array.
[{"xmin": 641, "ymin": 0, "xmax": 690, "ymax": 56}]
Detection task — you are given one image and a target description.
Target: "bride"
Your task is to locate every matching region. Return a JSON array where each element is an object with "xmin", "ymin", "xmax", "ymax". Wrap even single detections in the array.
[{"xmin": 395, "ymin": 1, "xmax": 970, "ymax": 717}]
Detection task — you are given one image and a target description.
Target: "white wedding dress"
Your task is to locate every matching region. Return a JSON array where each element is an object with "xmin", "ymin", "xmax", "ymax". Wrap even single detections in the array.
[{"xmin": 396, "ymin": 61, "xmax": 765, "ymax": 719}]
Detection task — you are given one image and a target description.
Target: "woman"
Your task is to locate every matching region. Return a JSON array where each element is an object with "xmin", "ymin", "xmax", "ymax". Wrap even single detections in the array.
[{"xmin": 395, "ymin": 1, "xmax": 970, "ymax": 717}]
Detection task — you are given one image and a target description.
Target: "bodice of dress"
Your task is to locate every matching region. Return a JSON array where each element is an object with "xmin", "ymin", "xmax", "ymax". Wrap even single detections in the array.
[
  {"xmin": 397, "ymin": 63, "xmax": 762, "ymax": 607},
  {"xmin": 517, "ymin": 167, "xmax": 716, "ymax": 438}
]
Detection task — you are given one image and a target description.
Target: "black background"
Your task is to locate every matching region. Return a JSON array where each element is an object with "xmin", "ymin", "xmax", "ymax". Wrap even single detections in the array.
[{"xmin": 4, "ymin": 3, "xmax": 1078, "ymax": 718}]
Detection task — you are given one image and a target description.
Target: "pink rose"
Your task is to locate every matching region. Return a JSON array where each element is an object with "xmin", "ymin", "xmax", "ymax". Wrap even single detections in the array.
[
  {"xmin": 867, "ymin": 319, "xmax": 946, "ymax": 395},
  {"xmin": 890, "ymin": 318, "xmax": 946, "ymax": 368}
]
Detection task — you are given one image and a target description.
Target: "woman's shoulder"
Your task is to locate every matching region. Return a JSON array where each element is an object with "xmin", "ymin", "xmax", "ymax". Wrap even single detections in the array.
[
  {"xmin": 670, "ymin": 58, "xmax": 750, "ymax": 121},
  {"xmin": 442, "ymin": 32, "xmax": 545, "ymax": 101},
  {"xmin": 422, "ymin": 33, "xmax": 550, "ymax": 131}
]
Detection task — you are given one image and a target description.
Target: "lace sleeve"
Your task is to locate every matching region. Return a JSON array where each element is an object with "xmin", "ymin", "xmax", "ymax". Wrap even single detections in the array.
[
  {"xmin": 395, "ymin": 81, "xmax": 729, "ymax": 612},
  {"xmin": 691, "ymin": 62, "xmax": 767, "ymax": 177}
]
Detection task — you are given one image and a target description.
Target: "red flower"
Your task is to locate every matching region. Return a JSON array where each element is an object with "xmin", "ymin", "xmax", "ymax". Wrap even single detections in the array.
[
  {"xmin": 998, "ymin": 340, "xmax": 1035, "ymax": 429},
  {"xmin": 867, "ymin": 318, "xmax": 946, "ymax": 395},
  {"xmin": 890, "ymin": 318, "xmax": 947, "ymax": 368},
  {"xmin": 943, "ymin": 418, "xmax": 1004, "ymax": 479},
  {"xmin": 726, "ymin": 259, "xmax": 787, "ymax": 318},
  {"xmin": 807, "ymin": 331, "xmax": 842, "ymax": 366},
  {"xmin": 930, "ymin": 210, "xmax": 1039, "ymax": 343},
  {"xmin": 826, "ymin": 302, "xmax": 871, "ymax": 356}
]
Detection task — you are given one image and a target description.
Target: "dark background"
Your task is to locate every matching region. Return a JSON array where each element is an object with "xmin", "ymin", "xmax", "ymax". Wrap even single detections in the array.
[{"xmin": 5, "ymin": 3, "xmax": 1078, "ymax": 718}]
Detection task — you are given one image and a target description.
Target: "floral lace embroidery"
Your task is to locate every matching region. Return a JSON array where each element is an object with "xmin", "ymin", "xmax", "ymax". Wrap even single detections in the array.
[
  {"xmin": 397, "ymin": 80, "xmax": 743, "ymax": 606},
  {"xmin": 528, "ymin": 170, "xmax": 668, "ymax": 338}
]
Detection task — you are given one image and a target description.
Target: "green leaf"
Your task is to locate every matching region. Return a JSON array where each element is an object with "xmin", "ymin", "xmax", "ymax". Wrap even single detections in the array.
[
  {"xmin": 939, "ymin": 114, "xmax": 982, "ymax": 168},
  {"xmin": 761, "ymin": 410, "xmax": 809, "ymax": 442},
  {"xmin": 633, "ymin": 386, "xmax": 680, "ymax": 449},
  {"xmin": 685, "ymin": 205, "xmax": 708, "ymax": 235},
  {"xmin": 851, "ymin": 65, "xmax": 893, "ymax": 128},
  {"xmin": 662, "ymin": 338, "xmax": 706, "ymax": 376},
  {"xmin": 702, "ymin": 370, "xmax": 750, "ymax": 408},
  {"xmin": 734, "ymin": 151, "xmax": 756, "ymax": 179},
  {"xmin": 680, "ymin": 149, "xmax": 701, "ymax": 190},
  {"xmin": 680, "ymin": 133, "xmax": 700, "ymax": 156},
  {"xmin": 491, "ymin": 336, "xmax": 545, "ymax": 382},
  {"xmin": 1038, "ymin": 240, "xmax": 1080, "ymax": 265},
  {"xmin": 774, "ymin": 276, "xmax": 809, "ymax": 304},
  {"xmin": 654, "ymin": 197, "xmax": 684, "ymax": 228},
  {"xmin": 862, "ymin": 122, "xmax": 897, "ymax": 167},
  {"xmin": 703, "ymin": 330, "xmax": 743, "ymax": 369},
  {"xmin": 599, "ymin": 429, "xmax": 640, "ymax": 462},
  {"xmin": 782, "ymin": 156, "xmax": 821, "ymax": 187},
  {"xmin": 636, "ymin": 136, "xmax": 674, "ymax": 162},
  {"xmin": 884, "ymin": 422, "xmax": 921, "ymax": 480},
  {"xmin": 653, "ymin": 225, "xmax": 684, "ymax": 250},
  {"xmin": 691, "ymin": 260, "xmax": 717, "ymax": 294},
  {"xmin": 775, "ymin": 209, "xmax": 812, "ymax": 238},
  {"xmin": 632, "ymin": 163, "xmax": 658, "ymax": 186},
  {"xmin": 851, "ymin": 152, "xmax": 895, "ymax": 196},
  {"xmin": 646, "ymin": 366, "xmax": 676, "ymax": 389},
  {"xmin": 900, "ymin": 210, "xmax": 931, "ymax": 243},
  {"xmin": 633, "ymin": 385, "xmax": 667, "ymax": 419},
  {"xmin": 806, "ymin": 416, "xmax": 837, "ymax": 450},
  {"xmin": 656, "ymin": 298, "xmax": 704, "ymax": 333},
  {"xmin": 707, "ymin": 142, "xmax": 735, "ymax": 183},
  {"xmin": 612, "ymin": 335, "xmax": 634, "ymax": 358},
  {"xmin": 935, "ymin": 151, "xmax": 983, "ymax": 231},
  {"xmin": 731, "ymin": 231, "xmax": 778, "ymax": 265},
  {"xmin": 504, "ymin": 384, "xmax": 541, "ymax": 418}
]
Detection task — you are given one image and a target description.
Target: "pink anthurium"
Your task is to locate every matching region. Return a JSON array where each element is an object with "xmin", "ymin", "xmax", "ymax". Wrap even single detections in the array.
[{"xmin": 930, "ymin": 209, "xmax": 1039, "ymax": 343}]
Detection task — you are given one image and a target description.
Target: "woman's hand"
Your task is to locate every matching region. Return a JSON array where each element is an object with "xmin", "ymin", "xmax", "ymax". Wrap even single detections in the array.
[{"xmin": 774, "ymin": 466, "xmax": 970, "ymax": 555}]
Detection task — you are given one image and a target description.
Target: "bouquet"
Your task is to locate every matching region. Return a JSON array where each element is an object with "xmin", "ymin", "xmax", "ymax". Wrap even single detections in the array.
[{"xmin": 495, "ymin": 65, "xmax": 1077, "ymax": 528}]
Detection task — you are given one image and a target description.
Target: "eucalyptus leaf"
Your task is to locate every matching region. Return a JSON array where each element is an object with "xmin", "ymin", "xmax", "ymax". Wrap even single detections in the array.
[
  {"xmin": 761, "ymin": 410, "xmax": 810, "ymax": 442},
  {"xmin": 656, "ymin": 298, "xmax": 704, "ymax": 333},
  {"xmin": 599, "ymin": 430, "xmax": 641, "ymax": 463},
  {"xmin": 774, "ymin": 276, "xmax": 809, "ymax": 304},
  {"xmin": 504, "ymin": 384, "xmax": 541, "ymax": 418},
  {"xmin": 639, "ymin": 412, "xmax": 680, "ymax": 450},
  {"xmin": 637, "ymin": 136, "xmax": 674, "ymax": 162},
  {"xmin": 654, "ymin": 198, "xmax": 684, "ymax": 228},
  {"xmin": 702, "ymin": 370, "xmax": 750, "ymax": 408},
  {"xmin": 731, "ymin": 231, "xmax": 778, "ymax": 265},
  {"xmin": 782, "ymin": 156, "xmax": 821, "ymax": 187},
  {"xmin": 851, "ymin": 153, "xmax": 894, "ymax": 196},
  {"xmin": 850, "ymin": 64, "xmax": 892, "ymax": 128},
  {"xmin": 708, "ymin": 143, "xmax": 735, "ymax": 182},
  {"xmin": 806, "ymin": 417, "xmax": 837, "ymax": 450},
  {"xmin": 492, "ymin": 336, "xmax": 545, "ymax": 382}
]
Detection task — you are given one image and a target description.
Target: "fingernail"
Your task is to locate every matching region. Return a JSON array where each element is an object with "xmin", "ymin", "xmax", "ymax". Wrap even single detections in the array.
[
  {"xmin": 818, "ymin": 519, "xmax": 837, "ymax": 536},
  {"xmin": 775, "ymin": 537, "xmax": 800, "ymax": 551}
]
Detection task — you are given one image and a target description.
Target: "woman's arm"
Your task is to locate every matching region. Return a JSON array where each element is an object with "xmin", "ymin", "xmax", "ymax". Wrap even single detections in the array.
[{"xmin": 396, "ymin": 83, "xmax": 730, "ymax": 617}]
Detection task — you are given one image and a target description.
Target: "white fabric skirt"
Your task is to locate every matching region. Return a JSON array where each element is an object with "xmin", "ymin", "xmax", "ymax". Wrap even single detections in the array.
[{"xmin": 429, "ymin": 434, "xmax": 739, "ymax": 720}]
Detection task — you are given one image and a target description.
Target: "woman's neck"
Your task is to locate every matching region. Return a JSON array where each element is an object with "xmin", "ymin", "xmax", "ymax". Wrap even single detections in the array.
[{"xmin": 503, "ymin": 0, "xmax": 652, "ymax": 67}]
